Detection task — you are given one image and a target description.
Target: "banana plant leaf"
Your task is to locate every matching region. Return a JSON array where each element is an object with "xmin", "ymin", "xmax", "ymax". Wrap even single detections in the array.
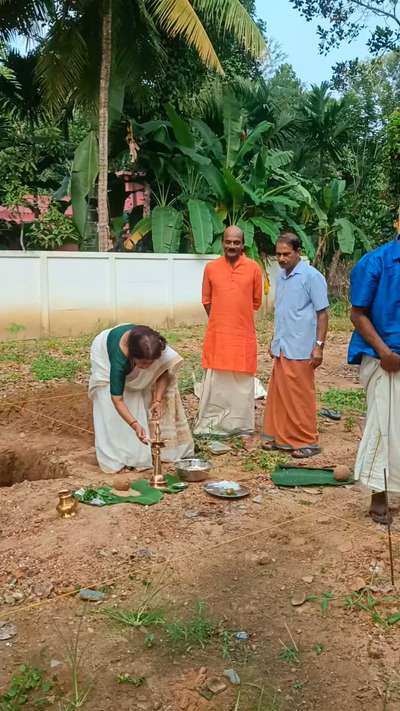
[
  {"xmin": 223, "ymin": 90, "xmax": 244, "ymax": 169},
  {"xmin": 237, "ymin": 218, "xmax": 254, "ymax": 247},
  {"xmin": 165, "ymin": 103, "xmax": 194, "ymax": 148},
  {"xmin": 334, "ymin": 217, "xmax": 355, "ymax": 254},
  {"xmin": 250, "ymin": 216, "xmax": 281, "ymax": 243},
  {"xmin": 192, "ymin": 119, "xmax": 224, "ymax": 163},
  {"xmin": 71, "ymin": 130, "xmax": 99, "ymax": 237},
  {"xmin": 151, "ymin": 206, "xmax": 182, "ymax": 253},
  {"xmin": 235, "ymin": 121, "xmax": 272, "ymax": 165},
  {"xmin": 286, "ymin": 218, "xmax": 316, "ymax": 260},
  {"xmin": 188, "ymin": 199, "xmax": 214, "ymax": 253}
]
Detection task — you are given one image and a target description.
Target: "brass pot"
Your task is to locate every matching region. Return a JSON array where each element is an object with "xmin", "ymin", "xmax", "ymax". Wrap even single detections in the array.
[{"xmin": 57, "ymin": 490, "xmax": 78, "ymax": 518}]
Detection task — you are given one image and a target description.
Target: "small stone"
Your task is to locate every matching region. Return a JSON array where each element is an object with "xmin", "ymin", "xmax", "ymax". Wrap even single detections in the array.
[
  {"xmin": 291, "ymin": 537, "xmax": 306, "ymax": 547},
  {"xmin": 208, "ymin": 441, "xmax": 232, "ymax": 455},
  {"xmin": 207, "ymin": 678, "xmax": 227, "ymax": 695},
  {"xmin": 235, "ymin": 631, "xmax": 249, "ymax": 641},
  {"xmin": 184, "ymin": 511, "xmax": 200, "ymax": 519},
  {"xmin": 368, "ymin": 642, "xmax": 383, "ymax": 659},
  {"xmin": 79, "ymin": 589, "xmax": 106, "ymax": 602},
  {"xmin": 352, "ymin": 577, "xmax": 367, "ymax": 592},
  {"xmin": 34, "ymin": 581, "xmax": 54, "ymax": 599},
  {"xmin": 223, "ymin": 669, "xmax": 240, "ymax": 685},
  {"xmin": 50, "ymin": 659, "xmax": 63, "ymax": 669},
  {"xmin": 0, "ymin": 622, "xmax": 16, "ymax": 640},
  {"xmin": 291, "ymin": 592, "xmax": 307, "ymax": 607},
  {"xmin": 252, "ymin": 495, "xmax": 263, "ymax": 505},
  {"xmin": 257, "ymin": 554, "xmax": 270, "ymax": 566},
  {"xmin": 301, "ymin": 575, "xmax": 314, "ymax": 584},
  {"xmin": 3, "ymin": 593, "xmax": 16, "ymax": 605},
  {"xmin": 133, "ymin": 548, "xmax": 153, "ymax": 559}
]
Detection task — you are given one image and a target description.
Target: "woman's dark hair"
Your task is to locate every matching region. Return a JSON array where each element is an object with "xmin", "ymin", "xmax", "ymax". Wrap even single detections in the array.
[
  {"xmin": 127, "ymin": 326, "xmax": 166, "ymax": 366},
  {"xmin": 277, "ymin": 231, "xmax": 301, "ymax": 251}
]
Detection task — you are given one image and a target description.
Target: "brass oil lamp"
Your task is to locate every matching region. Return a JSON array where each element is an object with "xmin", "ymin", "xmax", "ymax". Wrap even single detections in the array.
[{"xmin": 150, "ymin": 421, "xmax": 167, "ymax": 489}]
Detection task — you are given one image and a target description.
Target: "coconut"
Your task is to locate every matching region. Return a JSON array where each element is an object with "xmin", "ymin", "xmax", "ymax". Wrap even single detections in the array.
[
  {"xmin": 333, "ymin": 465, "xmax": 351, "ymax": 481},
  {"xmin": 113, "ymin": 477, "xmax": 130, "ymax": 491}
]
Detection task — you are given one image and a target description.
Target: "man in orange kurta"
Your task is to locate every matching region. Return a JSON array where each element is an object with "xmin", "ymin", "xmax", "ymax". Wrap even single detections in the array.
[{"xmin": 194, "ymin": 226, "xmax": 263, "ymax": 435}]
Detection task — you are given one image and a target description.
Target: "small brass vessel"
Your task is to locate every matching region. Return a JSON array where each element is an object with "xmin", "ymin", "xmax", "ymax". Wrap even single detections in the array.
[{"xmin": 57, "ymin": 489, "xmax": 78, "ymax": 518}]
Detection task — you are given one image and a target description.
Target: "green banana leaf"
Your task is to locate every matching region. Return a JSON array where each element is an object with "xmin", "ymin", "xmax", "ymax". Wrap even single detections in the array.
[
  {"xmin": 207, "ymin": 205, "xmax": 225, "ymax": 235},
  {"xmin": 286, "ymin": 218, "xmax": 316, "ymax": 260},
  {"xmin": 188, "ymin": 199, "xmax": 214, "ymax": 253},
  {"xmin": 237, "ymin": 218, "xmax": 254, "ymax": 247},
  {"xmin": 334, "ymin": 217, "xmax": 355, "ymax": 254},
  {"xmin": 223, "ymin": 89, "xmax": 244, "ymax": 169},
  {"xmin": 192, "ymin": 119, "xmax": 224, "ymax": 163},
  {"xmin": 250, "ymin": 216, "xmax": 281, "ymax": 243},
  {"xmin": 235, "ymin": 121, "xmax": 272, "ymax": 165},
  {"xmin": 165, "ymin": 103, "xmax": 195, "ymax": 148},
  {"xmin": 151, "ymin": 206, "xmax": 182, "ymax": 253},
  {"xmin": 71, "ymin": 130, "xmax": 99, "ymax": 237},
  {"xmin": 223, "ymin": 169, "xmax": 244, "ymax": 208},
  {"xmin": 201, "ymin": 164, "xmax": 227, "ymax": 201}
]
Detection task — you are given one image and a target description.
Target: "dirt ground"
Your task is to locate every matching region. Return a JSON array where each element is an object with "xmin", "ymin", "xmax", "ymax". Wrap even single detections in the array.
[{"xmin": 0, "ymin": 322, "xmax": 400, "ymax": 711}]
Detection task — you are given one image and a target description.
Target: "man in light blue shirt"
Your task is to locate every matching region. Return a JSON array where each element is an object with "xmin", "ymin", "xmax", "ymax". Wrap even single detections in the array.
[{"xmin": 263, "ymin": 232, "xmax": 329, "ymax": 458}]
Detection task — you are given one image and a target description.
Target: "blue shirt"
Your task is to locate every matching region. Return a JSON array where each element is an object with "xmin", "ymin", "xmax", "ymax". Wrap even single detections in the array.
[
  {"xmin": 348, "ymin": 239, "xmax": 400, "ymax": 365},
  {"xmin": 271, "ymin": 259, "xmax": 329, "ymax": 360}
]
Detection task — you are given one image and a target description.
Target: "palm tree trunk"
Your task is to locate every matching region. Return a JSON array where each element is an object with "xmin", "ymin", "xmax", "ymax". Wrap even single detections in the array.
[{"xmin": 97, "ymin": 0, "xmax": 112, "ymax": 252}]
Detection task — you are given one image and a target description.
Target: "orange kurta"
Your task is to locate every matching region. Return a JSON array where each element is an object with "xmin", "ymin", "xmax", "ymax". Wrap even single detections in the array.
[{"xmin": 202, "ymin": 254, "xmax": 263, "ymax": 374}]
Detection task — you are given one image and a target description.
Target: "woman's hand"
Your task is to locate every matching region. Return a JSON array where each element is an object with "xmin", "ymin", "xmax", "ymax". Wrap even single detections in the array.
[
  {"xmin": 131, "ymin": 420, "xmax": 149, "ymax": 444},
  {"xmin": 149, "ymin": 400, "xmax": 162, "ymax": 421}
]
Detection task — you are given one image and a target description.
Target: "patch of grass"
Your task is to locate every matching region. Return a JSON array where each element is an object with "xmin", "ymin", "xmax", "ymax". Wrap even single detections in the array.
[
  {"xmin": 0, "ymin": 349, "xmax": 22, "ymax": 363},
  {"xmin": 344, "ymin": 415, "xmax": 357, "ymax": 432},
  {"xmin": 242, "ymin": 449, "xmax": 288, "ymax": 474},
  {"xmin": 236, "ymin": 686, "xmax": 282, "ymax": 711},
  {"xmin": 343, "ymin": 590, "xmax": 378, "ymax": 613},
  {"xmin": 31, "ymin": 354, "xmax": 80, "ymax": 381},
  {"xmin": 320, "ymin": 388, "xmax": 366, "ymax": 413},
  {"xmin": 0, "ymin": 664, "xmax": 53, "ymax": 710},
  {"xmin": 102, "ymin": 608, "xmax": 165, "ymax": 628},
  {"xmin": 165, "ymin": 601, "xmax": 216, "ymax": 649},
  {"xmin": 117, "ymin": 673, "xmax": 144, "ymax": 687},
  {"xmin": 178, "ymin": 352, "xmax": 202, "ymax": 395},
  {"xmin": 313, "ymin": 643, "xmax": 325, "ymax": 656},
  {"xmin": 278, "ymin": 643, "xmax": 300, "ymax": 665},
  {"xmin": 306, "ymin": 591, "xmax": 335, "ymax": 614},
  {"xmin": 329, "ymin": 299, "xmax": 350, "ymax": 318},
  {"xmin": 56, "ymin": 617, "xmax": 93, "ymax": 711}
]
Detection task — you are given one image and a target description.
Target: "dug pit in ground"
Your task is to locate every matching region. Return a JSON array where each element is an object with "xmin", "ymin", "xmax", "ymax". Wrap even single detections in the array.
[{"xmin": 0, "ymin": 446, "xmax": 69, "ymax": 487}]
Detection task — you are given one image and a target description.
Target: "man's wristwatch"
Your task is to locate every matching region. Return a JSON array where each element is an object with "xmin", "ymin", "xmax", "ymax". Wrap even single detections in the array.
[{"xmin": 316, "ymin": 340, "xmax": 324, "ymax": 348}]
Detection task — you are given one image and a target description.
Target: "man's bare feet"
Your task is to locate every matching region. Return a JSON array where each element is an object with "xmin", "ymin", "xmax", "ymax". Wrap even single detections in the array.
[{"xmin": 369, "ymin": 492, "xmax": 393, "ymax": 525}]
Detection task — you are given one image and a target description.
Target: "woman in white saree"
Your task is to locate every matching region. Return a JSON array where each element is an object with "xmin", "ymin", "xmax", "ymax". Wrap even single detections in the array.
[{"xmin": 88, "ymin": 324, "xmax": 194, "ymax": 473}]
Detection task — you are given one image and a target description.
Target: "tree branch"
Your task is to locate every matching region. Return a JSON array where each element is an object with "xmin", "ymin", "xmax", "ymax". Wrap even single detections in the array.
[{"xmin": 351, "ymin": 0, "xmax": 400, "ymax": 26}]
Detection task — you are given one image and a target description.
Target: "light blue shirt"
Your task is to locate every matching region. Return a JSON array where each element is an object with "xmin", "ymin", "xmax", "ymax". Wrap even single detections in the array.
[{"xmin": 271, "ymin": 260, "xmax": 329, "ymax": 360}]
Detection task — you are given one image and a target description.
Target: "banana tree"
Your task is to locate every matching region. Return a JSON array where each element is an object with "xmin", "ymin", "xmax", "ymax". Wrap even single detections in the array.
[
  {"xmin": 130, "ymin": 92, "xmax": 316, "ymax": 258},
  {"xmin": 302, "ymin": 178, "xmax": 370, "ymax": 280}
]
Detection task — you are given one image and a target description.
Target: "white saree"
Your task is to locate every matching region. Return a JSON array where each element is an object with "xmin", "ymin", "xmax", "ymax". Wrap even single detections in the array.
[
  {"xmin": 88, "ymin": 328, "xmax": 194, "ymax": 473},
  {"xmin": 355, "ymin": 356, "xmax": 400, "ymax": 493}
]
